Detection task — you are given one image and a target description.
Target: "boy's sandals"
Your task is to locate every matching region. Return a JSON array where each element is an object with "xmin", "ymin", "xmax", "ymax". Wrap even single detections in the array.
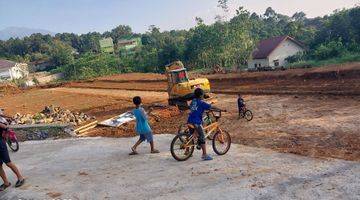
[
  {"xmin": 0, "ymin": 183, "xmax": 11, "ymax": 191},
  {"xmin": 129, "ymin": 147, "xmax": 139, "ymax": 155},
  {"xmin": 151, "ymin": 149, "xmax": 160, "ymax": 154},
  {"xmin": 15, "ymin": 179, "xmax": 25, "ymax": 188},
  {"xmin": 202, "ymin": 155, "xmax": 213, "ymax": 161}
]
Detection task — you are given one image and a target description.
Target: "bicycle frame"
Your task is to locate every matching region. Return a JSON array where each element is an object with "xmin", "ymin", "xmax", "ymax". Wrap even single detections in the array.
[
  {"xmin": 182, "ymin": 121, "xmax": 224, "ymax": 147},
  {"xmin": 7, "ymin": 129, "xmax": 17, "ymax": 141}
]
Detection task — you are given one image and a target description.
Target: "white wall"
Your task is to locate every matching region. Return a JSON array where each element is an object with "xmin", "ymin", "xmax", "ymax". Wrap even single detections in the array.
[
  {"xmin": 248, "ymin": 58, "xmax": 269, "ymax": 69},
  {"xmin": 0, "ymin": 70, "xmax": 11, "ymax": 80},
  {"xmin": 9, "ymin": 63, "xmax": 29, "ymax": 80},
  {"xmin": 268, "ymin": 39, "xmax": 305, "ymax": 68}
]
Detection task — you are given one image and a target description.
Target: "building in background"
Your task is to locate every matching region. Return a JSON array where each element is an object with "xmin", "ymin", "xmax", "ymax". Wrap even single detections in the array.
[
  {"xmin": 117, "ymin": 37, "xmax": 142, "ymax": 55},
  {"xmin": 0, "ymin": 59, "xmax": 29, "ymax": 81},
  {"xmin": 248, "ymin": 36, "xmax": 306, "ymax": 70},
  {"xmin": 99, "ymin": 37, "xmax": 114, "ymax": 53}
]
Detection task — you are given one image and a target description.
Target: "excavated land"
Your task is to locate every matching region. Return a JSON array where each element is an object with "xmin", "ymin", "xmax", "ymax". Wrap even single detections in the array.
[
  {"xmin": 1, "ymin": 63, "xmax": 360, "ymax": 161},
  {"xmin": 65, "ymin": 62, "xmax": 360, "ymax": 95}
]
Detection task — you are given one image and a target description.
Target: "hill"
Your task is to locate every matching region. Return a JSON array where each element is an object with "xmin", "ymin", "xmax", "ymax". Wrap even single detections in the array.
[{"xmin": 0, "ymin": 26, "xmax": 54, "ymax": 40}]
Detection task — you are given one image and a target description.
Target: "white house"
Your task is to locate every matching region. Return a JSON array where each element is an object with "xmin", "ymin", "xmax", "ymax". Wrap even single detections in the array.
[
  {"xmin": 248, "ymin": 36, "xmax": 306, "ymax": 70},
  {"xmin": 0, "ymin": 59, "xmax": 29, "ymax": 81}
]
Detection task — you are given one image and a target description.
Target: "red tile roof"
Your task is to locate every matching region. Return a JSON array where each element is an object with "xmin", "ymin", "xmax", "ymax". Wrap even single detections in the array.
[
  {"xmin": 0, "ymin": 59, "xmax": 16, "ymax": 71},
  {"xmin": 252, "ymin": 36, "xmax": 305, "ymax": 59}
]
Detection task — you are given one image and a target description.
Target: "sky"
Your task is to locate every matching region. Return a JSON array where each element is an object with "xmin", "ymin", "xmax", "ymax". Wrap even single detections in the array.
[{"xmin": 0, "ymin": 0, "xmax": 359, "ymax": 34}]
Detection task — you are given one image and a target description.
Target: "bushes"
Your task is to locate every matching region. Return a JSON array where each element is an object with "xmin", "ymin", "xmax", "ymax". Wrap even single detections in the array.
[
  {"xmin": 285, "ymin": 52, "xmax": 308, "ymax": 63},
  {"xmin": 313, "ymin": 39, "xmax": 347, "ymax": 60},
  {"xmin": 59, "ymin": 53, "xmax": 122, "ymax": 80},
  {"xmin": 287, "ymin": 52, "xmax": 360, "ymax": 68}
]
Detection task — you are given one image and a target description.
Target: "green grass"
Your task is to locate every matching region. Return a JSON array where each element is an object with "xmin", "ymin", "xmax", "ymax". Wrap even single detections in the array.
[{"xmin": 287, "ymin": 52, "xmax": 360, "ymax": 68}]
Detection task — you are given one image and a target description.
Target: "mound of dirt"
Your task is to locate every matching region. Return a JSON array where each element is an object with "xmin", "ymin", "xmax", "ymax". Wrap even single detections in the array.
[
  {"xmin": 96, "ymin": 73, "xmax": 166, "ymax": 82},
  {"xmin": 83, "ymin": 106, "xmax": 186, "ymax": 138},
  {"xmin": 0, "ymin": 83, "xmax": 22, "ymax": 96}
]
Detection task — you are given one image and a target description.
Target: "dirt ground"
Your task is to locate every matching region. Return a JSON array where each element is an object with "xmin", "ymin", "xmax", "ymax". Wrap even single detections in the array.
[
  {"xmin": 1, "ymin": 63, "xmax": 360, "ymax": 161},
  {"xmin": 215, "ymin": 94, "xmax": 360, "ymax": 161},
  {"xmin": 65, "ymin": 62, "xmax": 360, "ymax": 95}
]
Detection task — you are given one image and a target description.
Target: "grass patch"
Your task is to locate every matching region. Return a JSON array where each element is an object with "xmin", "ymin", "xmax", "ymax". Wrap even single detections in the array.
[{"xmin": 288, "ymin": 52, "xmax": 360, "ymax": 68}]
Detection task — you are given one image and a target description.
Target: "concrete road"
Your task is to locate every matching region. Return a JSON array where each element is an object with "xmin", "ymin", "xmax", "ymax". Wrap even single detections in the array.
[{"xmin": 1, "ymin": 135, "xmax": 359, "ymax": 200}]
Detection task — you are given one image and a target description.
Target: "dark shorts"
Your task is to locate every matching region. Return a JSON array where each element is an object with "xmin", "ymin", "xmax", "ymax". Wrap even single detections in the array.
[
  {"xmin": 0, "ymin": 139, "xmax": 11, "ymax": 165},
  {"xmin": 139, "ymin": 132, "xmax": 153, "ymax": 143},
  {"xmin": 189, "ymin": 124, "xmax": 206, "ymax": 145}
]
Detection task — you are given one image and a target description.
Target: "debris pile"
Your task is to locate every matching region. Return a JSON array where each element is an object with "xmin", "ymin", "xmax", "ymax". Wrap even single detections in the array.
[
  {"xmin": 83, "ymin": 105, "xmax": 185, "ymax": 138},
  {"xmin": 12, "ymin": 105, "xmax": 95, "ymax": 126}
]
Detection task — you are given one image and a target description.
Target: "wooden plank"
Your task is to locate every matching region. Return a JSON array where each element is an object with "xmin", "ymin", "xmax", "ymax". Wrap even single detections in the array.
[
  {"xmin": 74, "ymin": 121, "xmax": 98, "ymax": 132},
  {"xmin": 77, "ymin": 128, "xmax": 98, "ymax": 137},
  {"xmin": 77, "ymin": 124, "xmax": 97, "ymax": 134}
]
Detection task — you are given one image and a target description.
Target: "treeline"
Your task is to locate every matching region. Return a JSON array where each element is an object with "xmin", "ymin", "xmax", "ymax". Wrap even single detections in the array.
[{"xmin": 0, "ymin": 5, "xmax": 359, "ymax": 80}]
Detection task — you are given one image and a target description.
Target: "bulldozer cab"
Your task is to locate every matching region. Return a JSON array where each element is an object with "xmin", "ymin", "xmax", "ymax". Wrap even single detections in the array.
[
  {"xmin": 165, "ymin": 61, "xmax": 211, "ymax": 109},
  {"xmin": 169, "ymin": 69, "xmax": 189, "ymax": 84}
]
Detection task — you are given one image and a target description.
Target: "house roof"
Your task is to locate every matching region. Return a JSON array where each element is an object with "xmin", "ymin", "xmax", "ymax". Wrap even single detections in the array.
[
  {"xmin": 252, "ymin": 36, "xmax": 306, "ymax": 59},
  {"xmin": 0, "ymin": 59, "xmax": 16, "ymax": 72}
]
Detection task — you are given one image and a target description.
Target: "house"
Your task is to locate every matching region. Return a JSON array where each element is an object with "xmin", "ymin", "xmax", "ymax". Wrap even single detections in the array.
[
  {"xmin": 0, "ymin": 59, "xmax": 29, "ymax": 81},
  {"xmin": 117, "ymin": 37, "xmax": 142, "ymax": 55},
  {"xmin": 99, "ymin": 37, "xmax": 114, "ymax": 53},
  {"xmin": 248, "ymin": 36, "xmax": 306, "ymax": 70}
]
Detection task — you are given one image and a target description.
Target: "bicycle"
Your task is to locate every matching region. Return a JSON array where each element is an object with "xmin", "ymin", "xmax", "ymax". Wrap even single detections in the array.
[
  {"xmin": 238, "ymin": 107, "xmax": 253, "ymax": 121},
  {"xmin": 170, "ymin": 109, "xmax": 231, "ymax": 161},
  {"xmin": 3, "ymin": 129, "xmax": 19, "ymax": 152},
  {"xmin": 177, "ymin": 110, "xmax": 216, "ymax": 140},
  {"xmin": 0, "ymin": 116, "xmax": 19, "ymax": 152}
]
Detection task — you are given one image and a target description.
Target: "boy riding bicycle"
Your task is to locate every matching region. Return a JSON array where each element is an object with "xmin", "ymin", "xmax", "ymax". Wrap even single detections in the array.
[
  {"xmin": 188, "ymin": 88, "xmax": 220, "ymax": 161},
  {"xmin": 237, "ymin": 94, "xmax": 245, "ymax": 118}
]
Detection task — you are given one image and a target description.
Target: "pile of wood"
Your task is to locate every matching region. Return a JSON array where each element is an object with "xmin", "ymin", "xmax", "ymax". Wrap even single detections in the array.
[
  {"xmin": 11, "ymin": 105, "xmax": 95, "ymax": 126},
  {"xmin": 74, "ymin": 120, "xmax": 98, "ymax": 136}
]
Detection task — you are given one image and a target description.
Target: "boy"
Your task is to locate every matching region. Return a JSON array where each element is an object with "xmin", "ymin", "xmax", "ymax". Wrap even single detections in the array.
[
  {"xmin": 237, "ymin": 94, "xmax": 245, "ymax": 118},
  {"xmin": 129, "ymin": 96, "xmax": 160, "ymax": 155},
  {"xmin": 0, "ymin": 109, "xmax": 25, "ymax": 191},
  {"xmin": 188, "ymin": 88, "xmax": 219, "ymax": 161}
]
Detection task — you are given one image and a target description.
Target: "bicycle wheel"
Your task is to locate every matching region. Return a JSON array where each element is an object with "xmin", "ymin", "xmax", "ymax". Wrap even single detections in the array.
[
  {"xmin": 212, "ymin": 130, "xmax": 231, "ymax": 155},
  {"xmin": 7, "ymin": 138, "xmax": 19, "ymax": 152},
  {"xmin": 170, "ymin": 133, "xmax": 195, "ymax": 161},
  {"xmin": 244, "ymin": 110, "xmax": 253, "ymax": 121}
]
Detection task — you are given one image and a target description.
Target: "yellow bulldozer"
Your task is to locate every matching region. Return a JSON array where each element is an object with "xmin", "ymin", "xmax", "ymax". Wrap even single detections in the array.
[{"xmin": 165, "ymin": 61, "xmax": 211, "ymax": 109}]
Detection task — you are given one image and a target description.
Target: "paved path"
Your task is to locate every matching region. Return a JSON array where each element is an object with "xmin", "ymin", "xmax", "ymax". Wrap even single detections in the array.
[{"xmin": 1, "ymin": 135, "xmax": 359, "ymax": 200}]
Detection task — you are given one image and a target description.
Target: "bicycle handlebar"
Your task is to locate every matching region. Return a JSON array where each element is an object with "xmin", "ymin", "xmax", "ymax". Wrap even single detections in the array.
[{"xmin": 209, "ymin": 108, "xmax": 227, "ymax": 112}]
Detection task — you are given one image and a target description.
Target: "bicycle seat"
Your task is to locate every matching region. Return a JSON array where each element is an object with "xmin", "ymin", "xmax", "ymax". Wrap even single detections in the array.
[{"xmin": 187, "ymin": 124, "xmax": 195, "ymax": 129}]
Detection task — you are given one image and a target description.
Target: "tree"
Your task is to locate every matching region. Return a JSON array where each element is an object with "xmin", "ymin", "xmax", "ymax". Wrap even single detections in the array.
[
  {"xmin": 349, "ymin": 6, "xmax": 360, "ymax": 43},
  {"xmin": 292, "ymin": 12, "xmax": 306, "ymax": 22},
  {"xmin": 50, "ymin": 40, "xmax": 75, "ymax": 66},
  {"xmin": 264, "ymin": 7, "xmax": 277, "ymax": 19},
  {"xmin": 195, "ymin": 17, "xmax": 204, "ymax": 25}
]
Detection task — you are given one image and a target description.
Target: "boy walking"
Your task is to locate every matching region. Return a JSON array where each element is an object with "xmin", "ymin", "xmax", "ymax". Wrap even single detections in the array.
[{"xmin": 129, "ymin": 96, "xmax": 159, "ymax": 155}]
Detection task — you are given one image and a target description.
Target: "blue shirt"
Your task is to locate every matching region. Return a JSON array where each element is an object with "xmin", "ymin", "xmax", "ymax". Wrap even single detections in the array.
[
  {"xmin": 187, "ymin": 98, "xmax": 211, "ymax": 125},
  {"xmin": 132, "ymin": 107, "xmax": 152, "ymax": 134}
]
